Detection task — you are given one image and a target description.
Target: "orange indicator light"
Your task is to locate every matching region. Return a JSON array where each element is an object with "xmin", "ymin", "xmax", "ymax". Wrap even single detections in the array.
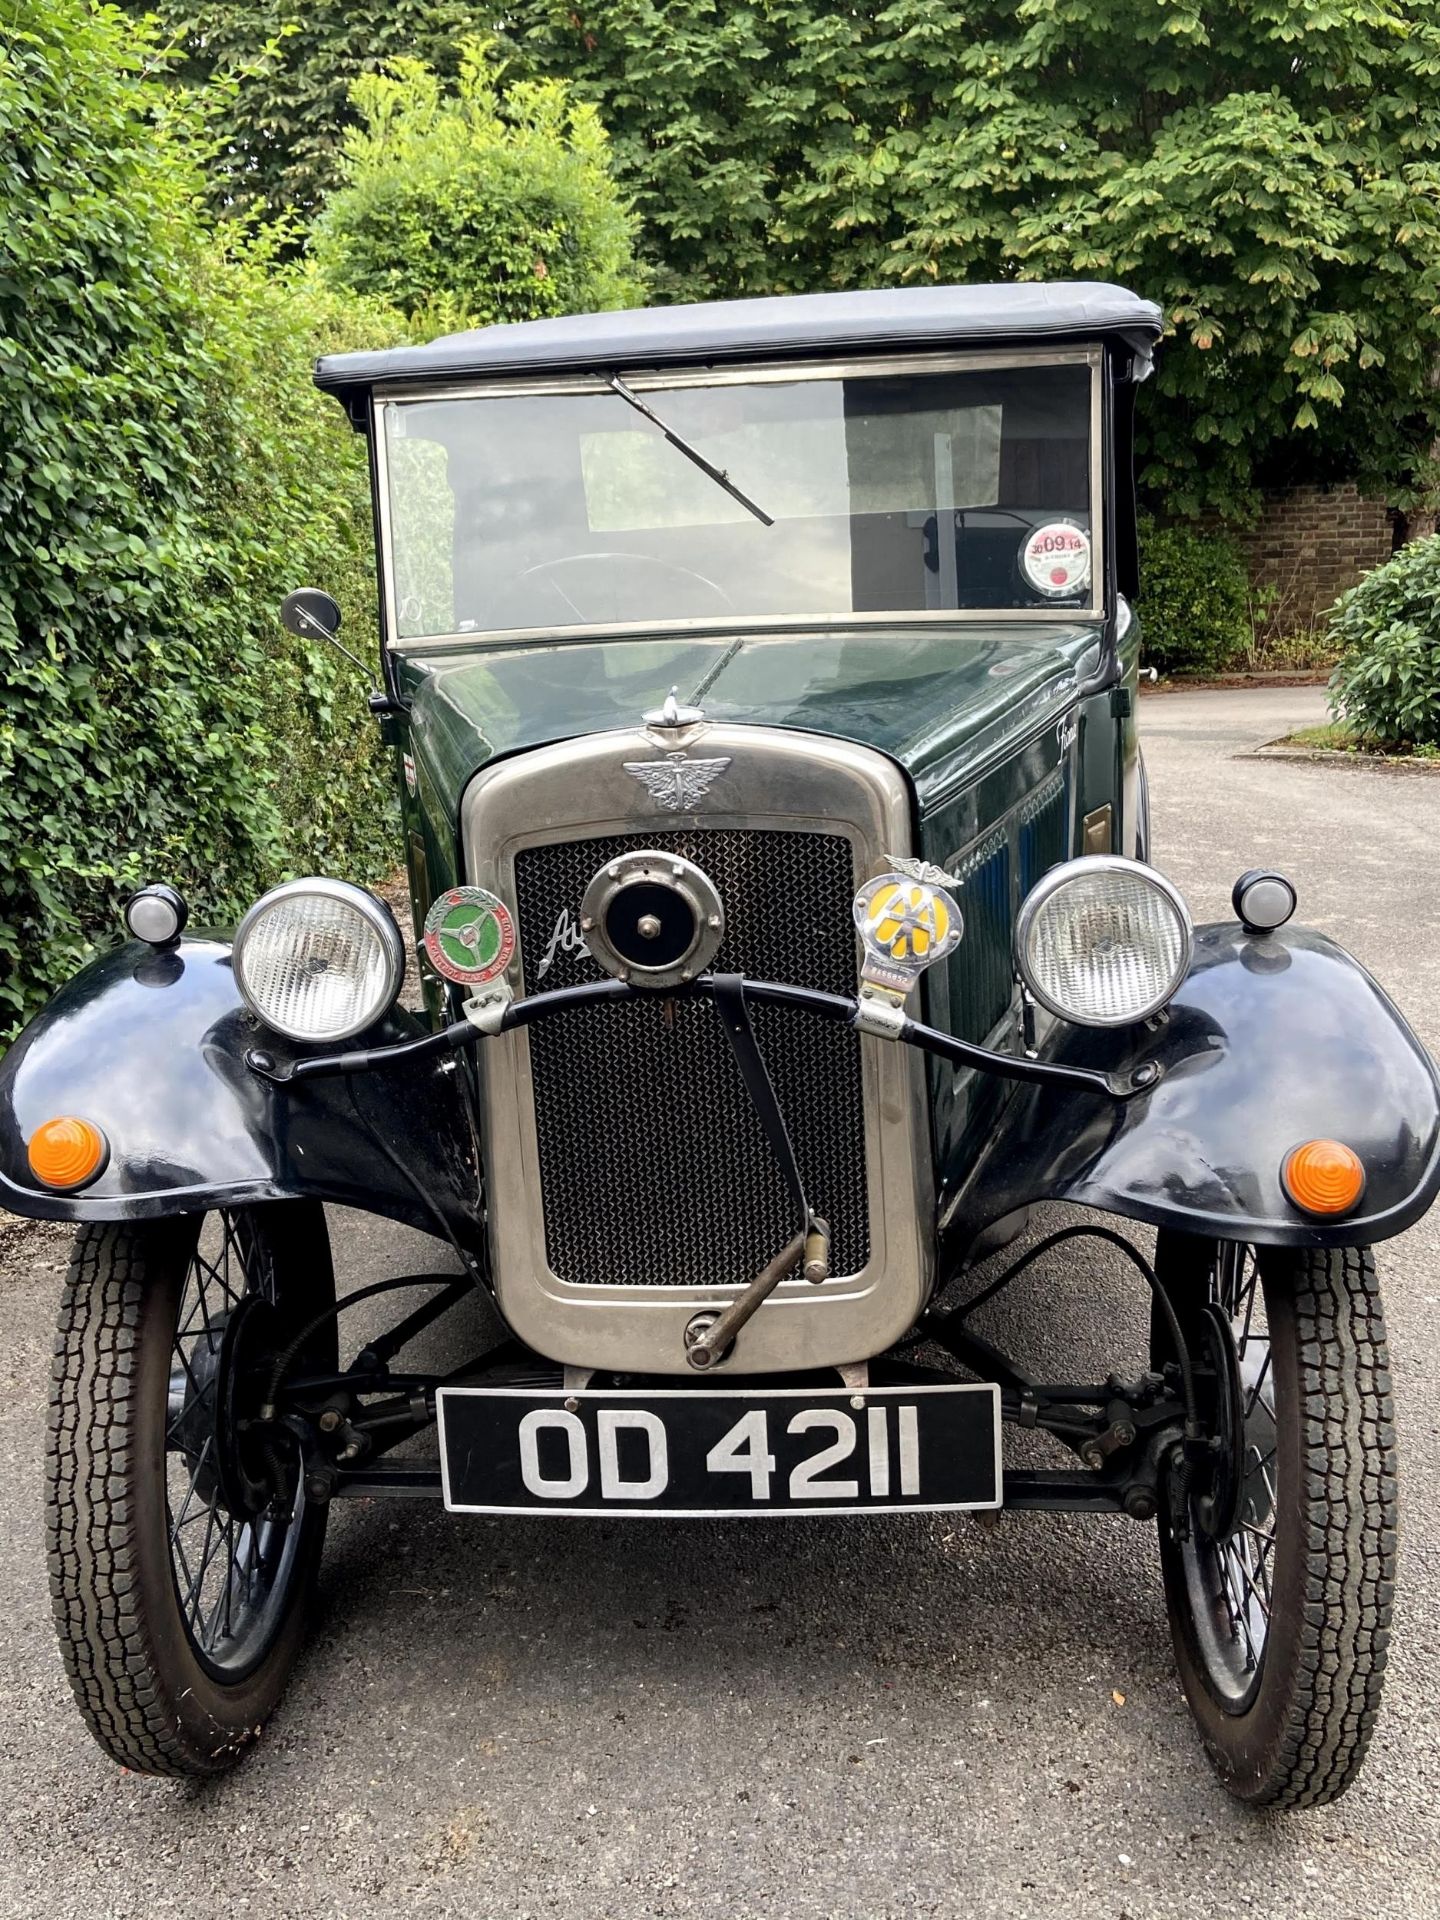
[
  {"xmin": 1281, "ymin": 1139, "xmax": 1365, "ymax": 1217},
  {"xmin": 27, "ymin": 1116, "xmax": 108, "ymax": 1190}
]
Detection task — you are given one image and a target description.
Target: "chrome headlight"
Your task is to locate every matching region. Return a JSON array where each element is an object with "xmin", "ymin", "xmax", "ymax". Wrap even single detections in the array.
[
  {"xmin": 233, "ymin": 879, "xmax": 404, "ymax": 1043},
  {"xmin": 1015, "ymin": 856, "xmax": 1192, "ymax": 1028}
]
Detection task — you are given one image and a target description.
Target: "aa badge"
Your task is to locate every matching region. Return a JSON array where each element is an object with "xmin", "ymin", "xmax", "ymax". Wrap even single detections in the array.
[{"xmin": 853, "ymin": 864, "xmax": 963, "ymax": 1004}]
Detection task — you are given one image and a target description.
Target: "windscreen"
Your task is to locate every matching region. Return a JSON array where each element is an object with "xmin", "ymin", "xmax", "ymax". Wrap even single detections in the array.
[{"xmin": 382, "ymin": 360, "xmax": 1095, "ymax": 638}]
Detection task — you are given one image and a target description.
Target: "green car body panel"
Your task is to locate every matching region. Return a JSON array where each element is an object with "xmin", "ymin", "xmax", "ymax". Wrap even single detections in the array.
[{"xmin": 392, "ymin": 617, "xmax": 1142, "ymax": 1205}]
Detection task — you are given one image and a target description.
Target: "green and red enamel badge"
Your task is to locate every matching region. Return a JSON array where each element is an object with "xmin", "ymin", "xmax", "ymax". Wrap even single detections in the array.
[{"xmin": 422, "ymin": 886, "xmax": 516, "ymax": 987}]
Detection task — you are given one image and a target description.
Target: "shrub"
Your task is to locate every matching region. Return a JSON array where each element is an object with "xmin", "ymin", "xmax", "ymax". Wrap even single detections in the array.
[
  {"xmin": 0, "ymin": 1, "xmax": 404, "ymax": 1041},
  {"xmin": 1136, "ymin": 522, "xmax": 1253, "ymax": 675},
  {"xmin": 192, "ymin": 258, "xmax": 407, "ymax": 876},
  {"xmin": 310, "ymin": 40, "xmax": 641, "ymax": 332},
  {"xmin": 1326, "ymin": 535, "xmax": 1440, "ymax": 752},
  {"xmin": 133, "ymin": 1, "xmax": 1440, "ymax": 522},
  {"xmin": 137, "ymin": 0, "xmax": 477, "ymax": 228}
]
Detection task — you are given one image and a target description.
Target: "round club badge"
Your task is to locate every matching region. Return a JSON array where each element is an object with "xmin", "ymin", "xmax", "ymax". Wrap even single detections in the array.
[
  {"xmin": 1020, "ymin": 521, "xmax": 1091, "ymax": 599},
  {"xmin": 422, "ymin": 886, "xmax": 516, "ymax": 987},
  {"xmin": 853, "ymin": 868, "xmax": 963, "ymax": 1002}
]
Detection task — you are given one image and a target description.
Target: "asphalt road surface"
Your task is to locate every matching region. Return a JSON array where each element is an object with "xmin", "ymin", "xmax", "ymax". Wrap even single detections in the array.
[{"xmin": 3, "ymin": 687, "xmax": 1439, "ymax": 1919}]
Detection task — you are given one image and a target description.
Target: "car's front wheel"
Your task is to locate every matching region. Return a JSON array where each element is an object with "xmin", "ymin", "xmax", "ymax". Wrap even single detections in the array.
[
  {"xmin": 46, "ymin": 1203, "xmax": 335, "ymax": 1776},
  {"xmin": 1152, "ymin": 1233, "xmax": 1397, "ymax": 1808}
]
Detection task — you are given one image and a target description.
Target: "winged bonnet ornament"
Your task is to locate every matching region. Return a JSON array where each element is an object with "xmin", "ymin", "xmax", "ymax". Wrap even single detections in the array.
[{"xmin": 623, "ymin": 750, "xmax": 732, "ymax": 812}]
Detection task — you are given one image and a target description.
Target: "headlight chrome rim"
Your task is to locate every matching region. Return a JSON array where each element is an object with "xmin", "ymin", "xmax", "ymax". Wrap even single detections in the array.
[
  {"xmin": 233, "ymin": 878, "xmax": 405, "ymax": 1044},
  {"xmin": 1015, "ymin": 855, "xmax": 1192, "ymax": 1029}
]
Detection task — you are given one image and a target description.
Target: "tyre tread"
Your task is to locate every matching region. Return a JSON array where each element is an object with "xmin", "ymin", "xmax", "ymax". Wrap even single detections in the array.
[
  {"xmin": 45, "ymin": 1207, "xmax": 330, "ymax": 1778},
  {"xmin": 46, "ymin": 1221, "xmax": 199, "ymax": 1775},
  {"xmin": 1255, "ymin": 1242, "xmax": 1396, "ymax": 1810}
]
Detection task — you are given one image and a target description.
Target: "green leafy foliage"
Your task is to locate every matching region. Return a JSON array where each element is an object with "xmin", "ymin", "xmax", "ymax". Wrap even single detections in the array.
[
  {"xmin": 126, "ymin": 1, "xmax": 1440, "ymax": 521},
  {"xmin": 0, "ymin": 2, "xmax": 403, "ymax": 1040},
  {"xmin": 1327, "ymin": 535, "xmax": 1440, "ymax": 751},
  {"xmin": 504, "ymin": 0, "xmax": 1440, "ymax": 522},
  {"xmin": 130, "ymin": 1, "xmax": 1440, "ymax": 519},
  {"xmin": 1136, "ymin": 522, "xmax": 1254, "ymax": 675},
  {"xmin": 310, "ymin": 42, "xmax": 641, "ymax": 331},
  {"xmin": 135, "ymin": 0, "xmax": 478, "ymax": 228}
]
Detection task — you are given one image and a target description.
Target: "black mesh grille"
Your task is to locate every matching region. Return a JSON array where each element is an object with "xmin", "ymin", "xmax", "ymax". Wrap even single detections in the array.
[{"xmin": 513, "ymin": 828, "xmax": 870, "ymax": 1288}]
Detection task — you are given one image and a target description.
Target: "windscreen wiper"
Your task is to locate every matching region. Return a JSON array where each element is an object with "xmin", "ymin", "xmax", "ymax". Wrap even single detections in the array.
[{"xmin": 606, "ymin": 373, "xmax": 774, "ymax": 527}]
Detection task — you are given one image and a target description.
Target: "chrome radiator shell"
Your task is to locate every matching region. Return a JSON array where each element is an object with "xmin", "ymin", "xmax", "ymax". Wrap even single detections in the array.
[{"xmin": 459, "ymin": 721, "xmax": 934, "ymax": 1375}]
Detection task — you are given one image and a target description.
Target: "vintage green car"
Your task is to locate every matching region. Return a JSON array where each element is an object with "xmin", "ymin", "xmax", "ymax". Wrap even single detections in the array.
[{"xmin": 3, "ymin": 284, "xmax": 1435, "ymax": 1803}]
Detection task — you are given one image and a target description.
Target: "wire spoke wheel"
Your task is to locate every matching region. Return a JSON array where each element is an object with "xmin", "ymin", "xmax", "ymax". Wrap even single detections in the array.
[
  {"xmin": 162, "ymin": 1212, "xmax": 308, "ymax": 1679},
  {"xmin": 1152, "ymin": 1232, "xmax": 1397, "ymax": 1809},
  {"xmin": 46, "ymin": 1202, "xmax": 334, "ymax": 1776},
  {"xmin": 1175, "ymin": 1243, "xmax": 1277, "ymax": 1706}
]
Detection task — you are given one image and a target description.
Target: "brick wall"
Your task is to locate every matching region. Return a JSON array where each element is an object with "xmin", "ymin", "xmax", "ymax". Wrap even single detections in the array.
[{"xmin": 1223, "ymin": 484, "xmax": 1393, "ymax": 635}]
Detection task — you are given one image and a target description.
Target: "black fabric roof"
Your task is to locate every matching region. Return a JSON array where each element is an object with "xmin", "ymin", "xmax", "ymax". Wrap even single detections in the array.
[{"xmin": 314, "ymin": 282, "xmax": 1162, "ymax": 414}]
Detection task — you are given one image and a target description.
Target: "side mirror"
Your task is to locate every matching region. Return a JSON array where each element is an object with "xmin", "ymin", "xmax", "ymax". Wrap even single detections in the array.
[
  {"xmin": 279, "ymin": 585, "xmax": 375, "ymax": 682},
  {"xmin": 281, "ymin": 587, "xmax": 343, "ymax": 641}
]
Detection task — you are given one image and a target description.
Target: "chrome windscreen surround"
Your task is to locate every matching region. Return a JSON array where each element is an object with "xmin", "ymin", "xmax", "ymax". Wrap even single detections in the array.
[{"xmin": 460, "ymin": 722, "xmax": 934, "ymax": 1376}]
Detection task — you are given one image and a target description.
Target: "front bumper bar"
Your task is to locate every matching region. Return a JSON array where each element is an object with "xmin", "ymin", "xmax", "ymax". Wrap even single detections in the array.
[{"xmin": 245, "ymin": 973, "xmax": 1158, "ymax": 1102}]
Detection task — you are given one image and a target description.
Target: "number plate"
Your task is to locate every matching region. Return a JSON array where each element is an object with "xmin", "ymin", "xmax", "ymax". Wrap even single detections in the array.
[{"xmin": 436, "ymin": 1384, "xmax": 1002, "ymax": 1516}]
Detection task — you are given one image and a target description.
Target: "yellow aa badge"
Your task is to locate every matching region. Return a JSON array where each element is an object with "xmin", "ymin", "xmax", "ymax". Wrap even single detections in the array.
[{"xmin": 853, "ymin": 859, "xmax": 963, "ymax": 1004}]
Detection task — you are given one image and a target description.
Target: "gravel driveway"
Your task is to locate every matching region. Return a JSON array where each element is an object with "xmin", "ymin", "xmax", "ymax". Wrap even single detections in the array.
[{"xmin": 2, "ymin": 685, "xmax": 1438, "ymax": 1919}]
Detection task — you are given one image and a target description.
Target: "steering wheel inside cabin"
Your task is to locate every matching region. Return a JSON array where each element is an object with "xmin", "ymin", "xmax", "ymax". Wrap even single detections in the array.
[{"xmin": 514, "ymin": 552, "xmax": 735, "ymax": 624}]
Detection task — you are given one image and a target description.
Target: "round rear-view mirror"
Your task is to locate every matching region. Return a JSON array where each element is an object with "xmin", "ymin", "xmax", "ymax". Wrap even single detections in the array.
[{"xmin": 280, "ymin": 587, "xmax": 342, "ymax": 640}]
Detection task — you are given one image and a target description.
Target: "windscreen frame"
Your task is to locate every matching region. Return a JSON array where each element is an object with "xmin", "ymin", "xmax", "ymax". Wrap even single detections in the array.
[{"xmin": 373, "ymin": 345, "xmax": 1107, "ymax": 654}]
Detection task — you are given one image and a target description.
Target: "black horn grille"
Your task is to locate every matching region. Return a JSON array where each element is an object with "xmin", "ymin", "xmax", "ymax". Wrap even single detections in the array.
[{"xmin": 512, "ymin": 828, "xmax": 871, "ymax": 1288}]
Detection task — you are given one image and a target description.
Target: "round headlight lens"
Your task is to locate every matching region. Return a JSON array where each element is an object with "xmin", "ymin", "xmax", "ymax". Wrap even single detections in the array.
[
  {"xmin": 233, "ymin": 879, "xmax": 404, "ymax": 1043},
  {"xmin": 1016, "ymin": 856, "xmax": 1192, "ymax": 1028}
]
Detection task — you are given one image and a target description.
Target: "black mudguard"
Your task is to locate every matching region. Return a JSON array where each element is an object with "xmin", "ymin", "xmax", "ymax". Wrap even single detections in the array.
[
  {"xmin": 951, "ymin": 922, "xmax": 1440, "ymax": 1250},
  {"xmin": 0, "ymin": 936, "xmax": 480, "ymax": 1242}
]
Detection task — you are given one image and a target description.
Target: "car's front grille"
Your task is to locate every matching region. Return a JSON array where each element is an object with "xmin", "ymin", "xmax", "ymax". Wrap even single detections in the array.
[{"xmin": 513, "ymin": 828, "xmax": 870, "ymax": 1288}]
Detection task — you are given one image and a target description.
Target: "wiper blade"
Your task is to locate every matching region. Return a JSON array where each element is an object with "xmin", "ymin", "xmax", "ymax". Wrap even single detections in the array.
[{"xmin": 606, "ymin": 373, "xmax": 774, "ymax": 527}]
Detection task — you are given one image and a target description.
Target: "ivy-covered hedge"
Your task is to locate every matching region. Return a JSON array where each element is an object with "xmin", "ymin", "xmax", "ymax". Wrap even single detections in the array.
[
  {"xmin": 0, "ymin": 2, "xmax": 404, "ymax": 1041},
  {"xmin": 1327, "ymin": 534, "xmax": 1440, "ymax": 751},
  {"xmin": 1136, "ymin": 522, "xmax": 1254, "ymax": 675}
]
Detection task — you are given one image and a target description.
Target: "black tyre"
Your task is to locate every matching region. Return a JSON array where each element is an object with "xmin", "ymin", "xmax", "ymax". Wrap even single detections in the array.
[
  {"xmin": 46, "ymin": 1203, "xmax": 335, "ymax": 1776},
  {"xmin": 1153, "ymin": 1233, "xmax": 1397, "ymax": 1809}
]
